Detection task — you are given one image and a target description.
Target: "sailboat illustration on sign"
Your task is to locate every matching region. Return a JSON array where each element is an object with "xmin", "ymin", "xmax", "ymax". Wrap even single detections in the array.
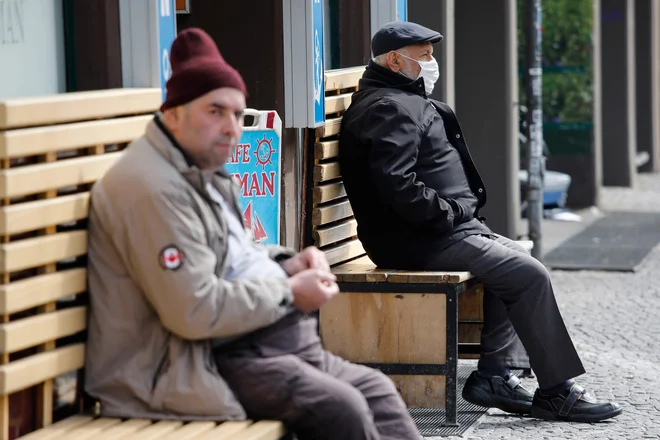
[
  {"xmin": 242, "ymin": 200, "xmax": 268, "ymax": 244},
  {"xmin": 243, "ymin": 200, "xmax": 253, "ymax": 229},
  {"xmin": 252, "ymin": 214, "xmax": 267, "ymax": 243}
]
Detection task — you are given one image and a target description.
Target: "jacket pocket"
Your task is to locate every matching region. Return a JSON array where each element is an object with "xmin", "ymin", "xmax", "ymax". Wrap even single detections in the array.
[
  {"xmin": 160, "ymin": 338, "xmax": 246, "ymax": 418},
  {"xmin": 150, "ymin": 344, "xmax": 170, "ymax": 411},
  {"xmin": 446, "ymin": 198, "xmax": 462, "ymax": 223},
  {"xmin": 151, "ymin": 346, "xmax": 170, "ymax": 391}
]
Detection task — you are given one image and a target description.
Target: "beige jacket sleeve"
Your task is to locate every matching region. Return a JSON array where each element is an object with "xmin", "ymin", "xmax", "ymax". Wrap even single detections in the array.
[{"xmin": 121, "ymin": 189, "xmax": 294, "ymax": 341}]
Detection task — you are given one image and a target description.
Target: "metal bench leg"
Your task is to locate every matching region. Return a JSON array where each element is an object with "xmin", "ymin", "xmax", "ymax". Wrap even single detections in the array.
[{"xmin": 443, "ymin": 287, "xmax": 460, "ymax": 427}]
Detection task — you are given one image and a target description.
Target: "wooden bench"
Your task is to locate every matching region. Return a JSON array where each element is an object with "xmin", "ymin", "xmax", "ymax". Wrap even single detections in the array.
[
  {"xmin": 303, "ymin": 66, "xmax": 532, "ymax": 426},
  {"xmin": 0, "ymin": 90, "xmax": 286, "ymax": 440}
]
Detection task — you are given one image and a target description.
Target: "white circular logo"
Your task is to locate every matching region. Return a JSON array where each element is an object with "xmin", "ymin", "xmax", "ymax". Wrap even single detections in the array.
[{"xmin": 160, "ymin": 246, "xmax": 183, "ymax": 270}]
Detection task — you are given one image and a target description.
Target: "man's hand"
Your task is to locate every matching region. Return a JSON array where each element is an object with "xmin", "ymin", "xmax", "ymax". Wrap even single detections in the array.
[
  {"xmin": 287, "ymin": 269, "xmax": 339, "ymax": 313},
  {"xmin": 281, "ymin": 246, "xmax": 331, "ymax": 276}
]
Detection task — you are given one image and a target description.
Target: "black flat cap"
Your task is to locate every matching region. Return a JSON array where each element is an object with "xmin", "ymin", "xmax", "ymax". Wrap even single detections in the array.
[{"xmin": 371, "ymin": 21, "xmax": 443, "ymax": 57}]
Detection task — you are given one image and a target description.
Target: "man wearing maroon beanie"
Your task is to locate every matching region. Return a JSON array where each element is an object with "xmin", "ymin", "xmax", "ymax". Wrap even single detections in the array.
[{"xmin": 84, "ymin": 28, "xmax": 420, "ymax": 440}]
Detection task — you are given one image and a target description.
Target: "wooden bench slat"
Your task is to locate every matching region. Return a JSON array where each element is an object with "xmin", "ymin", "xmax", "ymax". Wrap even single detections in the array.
[
  {"xmin": 315, "ymin": 117, "xmax": 342, "ymax": 138},
  {"xmin": 0, "ymin": 192, "xmax": 90, "ymax": 235},
  {"xmin": 160, "ymin": 421, "xmax": 217, "ymax": 440},
  {"xmin": 0, "ymin": 306, "xmax": 86, "ymax": 354},
  {"xmin": 58, "ymin": 418, "xmax": 122, "ymax": 440},
  {"xmin": 0, "ymin": 230, "xmax": 87, "ymax": 273},
  {"xmin": 93, "ymin": 419, "xmax": 153, "ymax": 440},
  {"xmin": 232, "ymin": 421, "xmax": 286, "ymax": 440},
  {"xmin": 0, "ymin": 116, "xmax": 150, "ymax": 159},
  {"xmin": 332, "ymin": 256, "xmax": 474, "ymax": 284},
  {"xmin": 325, "ymin": 239, "xmax": 366, "ymax": 266},
  {"xmin": 324, "ymin": 67, "xmax": 365, "ymax": 91},
  {"xmin": 332, "ymin": 255, "xmax": 390, "ymax": 283},
  {"xmin": 312, "ymin": 200, "xmax": 353, "ymax": 226},
  {"xmin": 0, "ymin": 268, "xmax": 86, "ymax": 315},
  {"xmin": 0, "ymin": 152, "xmax": 121, "ymax": 198},
  {"xmin": 314, "ymin": 219, "xmax": 358, "ymax": 247},
  {"xmin": 123, "ymin": 420, "xmax": 184, "ymax": 440},
  {"xmin": 313, "ymin": 162, "xmax": 341, "ymax": 183},
  {"xmin": 387, "ymin": 271, "xmax": 473, "ymax": 284},
  {"xmin": 17, "ymin": 415, "xmax": 95, "ymax": 440},
  {"xmin": 0, "ymin": 343, "xmax": 85, "ymax": 395},
  {"xmin": 313, "ymin": 182, "xmax": 346, "ymax": 205},
  {"xmin": 331, "ymin": 240, "xmax": 531, "ymax": 284},
  {"xmin": 0, "ymin": 88, "xmax": 160, "ymax": 130},
  {"xmin": 195, "ymin": 421, "xmax": 253, "ymax": 440},
  {"xmin": 325, "ymin": 93, "xmax": 353, "ymax": 115},
  {"xmin": 314, "ymin": 140, "xmax": 339, "ymax": 160}
]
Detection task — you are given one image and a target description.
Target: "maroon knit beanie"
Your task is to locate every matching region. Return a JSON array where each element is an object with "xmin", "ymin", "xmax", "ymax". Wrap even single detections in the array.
[{"xmin": 160, "ymin": 28, "xmax": 247, "ymax": 111}]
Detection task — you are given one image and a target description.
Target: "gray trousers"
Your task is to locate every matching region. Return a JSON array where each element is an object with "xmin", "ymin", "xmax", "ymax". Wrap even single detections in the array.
[
  {"xmin": 213, "ymin": 314, "xmax": 420, "ymax": 440},
  {"xmin": 428, "ymin": 233, "xmax": 586, "ymax": 389}
]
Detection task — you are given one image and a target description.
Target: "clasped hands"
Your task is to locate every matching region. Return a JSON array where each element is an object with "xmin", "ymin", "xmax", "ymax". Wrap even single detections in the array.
[{"xmin": 282, "ymin": 247, "xmax": 339, "ymax": 313}]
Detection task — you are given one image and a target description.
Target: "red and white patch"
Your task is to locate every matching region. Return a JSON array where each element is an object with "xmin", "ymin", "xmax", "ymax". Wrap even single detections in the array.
[{"xmin": 159, "ymin": 246, "xmax": 183, "ymax": 270}]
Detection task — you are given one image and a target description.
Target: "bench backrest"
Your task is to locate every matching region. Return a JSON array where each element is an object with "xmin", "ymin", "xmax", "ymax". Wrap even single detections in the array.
[
  {"xmin": 304, "ymin": 66, "xmax": 366, "ymax": 266},
  {"xmin": 0, "ymin": 89, "xmax": 161, "ymax": 439}
]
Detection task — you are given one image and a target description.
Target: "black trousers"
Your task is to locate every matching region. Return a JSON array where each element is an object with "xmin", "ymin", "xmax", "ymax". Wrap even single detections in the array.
[{"xmin": 427, "ymin": 233, "xmax": 585, "ymax": 389}]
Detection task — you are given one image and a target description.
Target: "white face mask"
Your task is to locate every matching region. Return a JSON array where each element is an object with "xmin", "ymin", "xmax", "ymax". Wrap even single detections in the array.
[{"xmin": 396, "ymin": 52, "xmax": 440, "ymax": 95}]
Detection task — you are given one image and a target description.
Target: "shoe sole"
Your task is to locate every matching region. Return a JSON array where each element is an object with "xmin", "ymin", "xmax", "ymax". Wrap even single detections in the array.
[
  {"xmin": 462, "ymin": 385, "xmax": 532, "ymax": 415},
  {"xmin": 530, "ymin": 405, "xmax": 623, "ymax": 423}
]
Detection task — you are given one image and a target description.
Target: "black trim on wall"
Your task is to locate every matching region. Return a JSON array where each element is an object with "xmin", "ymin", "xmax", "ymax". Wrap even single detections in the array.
[
  {"xmin": 338, "ymin": 0, "xmax": 371, "ymax": 67},
  {"xmin": 176, "ymin": 0, "xmax": 285, "ymax": 116},
  {"xmin": 62, "ymin": 0, "xmax": 123, "ymax": 92}
]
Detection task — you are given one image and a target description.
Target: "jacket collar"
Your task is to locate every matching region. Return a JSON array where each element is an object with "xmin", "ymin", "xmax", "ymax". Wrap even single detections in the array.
[{"xmin": 359, "ymin": 60, "xmax": 427, "ymax": 98}]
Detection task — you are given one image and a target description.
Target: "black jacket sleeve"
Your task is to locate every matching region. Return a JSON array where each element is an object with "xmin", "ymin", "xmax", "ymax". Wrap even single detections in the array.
[{"xmin": 362, "ymin": 101, "xmax": 458, "ymax": 233}]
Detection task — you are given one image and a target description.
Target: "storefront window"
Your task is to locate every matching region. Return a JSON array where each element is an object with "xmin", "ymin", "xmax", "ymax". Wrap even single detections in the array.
[
  {"xmin": 324, "ymin": 0, "xmax": 339, "ymax": 70},
  {"xmin": 0, "ymin": 0, "xmax": 66, "ymax": 99}
]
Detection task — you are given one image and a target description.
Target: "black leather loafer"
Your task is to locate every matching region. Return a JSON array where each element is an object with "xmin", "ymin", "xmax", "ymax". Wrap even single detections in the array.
[
  {"xmin": 531, "ymin": 384, "xmax": 623, "ymax": 422},
  {"xmin": 462, "ymin": 371, "xmax": 533, "ymax": 414}
]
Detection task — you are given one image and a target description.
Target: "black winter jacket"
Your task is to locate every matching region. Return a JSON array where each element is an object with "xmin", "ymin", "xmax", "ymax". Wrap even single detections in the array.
[{"xmin": 338, "ymin": 61, "xmax": 492, "ymax": 269}]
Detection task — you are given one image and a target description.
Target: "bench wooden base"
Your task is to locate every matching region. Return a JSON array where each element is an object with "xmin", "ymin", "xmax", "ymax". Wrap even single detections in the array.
[
  {"xmin": 17, "ymin": 415, "xmax": 286, "ymax": 440},
  {"xmin": 324, "ymin": 244, "xmax": 532, "ymax": 426},
  {"xmin": 323, "ymin": 256, "xmax": 478, "ymax": 427}
]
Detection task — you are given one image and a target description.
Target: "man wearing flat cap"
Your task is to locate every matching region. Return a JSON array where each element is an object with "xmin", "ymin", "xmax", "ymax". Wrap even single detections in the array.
[
  {"xmin": 339, "ymin": 21, "xmax": 622, "ymax": 423},
  {"xmin": 85, "ymin": 27, "xmax": 421, "ymax": 440}
]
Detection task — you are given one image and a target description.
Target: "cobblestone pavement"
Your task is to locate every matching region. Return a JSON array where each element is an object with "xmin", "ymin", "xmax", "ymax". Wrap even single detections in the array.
[{"xmin": 436, "ymin": 173, "xmax": 660, "ymax": 440}]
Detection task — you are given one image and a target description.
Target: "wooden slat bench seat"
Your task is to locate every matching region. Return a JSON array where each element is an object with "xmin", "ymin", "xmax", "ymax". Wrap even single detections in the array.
[
  {"xmin": 304, "ymin": 67, "xmax": 532, "ymax": 427},
  {"xmin": 0, "ymin": 90, "xmax": 286, "ymax": 440},
  {"xmin": 17, "ymin": 416, "xmax": 284, "ymax": 440}
]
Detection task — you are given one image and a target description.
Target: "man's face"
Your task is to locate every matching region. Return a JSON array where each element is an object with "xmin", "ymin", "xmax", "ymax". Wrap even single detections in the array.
[
  {"xmin": 164, "ymin": 88, "xmax": 246, "ymax": 171},
  {"xmin": 389, "ymin": 42, "xmax": 434, "ymax": 80}
]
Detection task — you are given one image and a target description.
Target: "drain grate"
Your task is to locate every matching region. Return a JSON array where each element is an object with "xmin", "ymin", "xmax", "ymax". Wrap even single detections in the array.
[{"xmin": 408, "ymin": 363, "xmax": 522, "ymax": 437}]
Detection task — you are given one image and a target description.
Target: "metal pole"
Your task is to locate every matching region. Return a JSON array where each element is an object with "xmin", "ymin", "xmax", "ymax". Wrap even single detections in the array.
[
  {"xmin": 525, "ymin": 0, "xmax": 544, "ymax": 260},
  {"xmin": 295, "ymin": 127, "xmax": 304, "ymax": 251}
]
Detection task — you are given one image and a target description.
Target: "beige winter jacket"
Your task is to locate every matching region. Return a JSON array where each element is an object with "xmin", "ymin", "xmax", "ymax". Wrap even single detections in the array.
[{"xmin": 85, "ymin": 117, "xmax": 295, "ymax": 420}]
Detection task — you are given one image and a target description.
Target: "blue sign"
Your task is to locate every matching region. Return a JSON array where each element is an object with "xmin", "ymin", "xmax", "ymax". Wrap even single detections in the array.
[
  {"xmin": 158, "ymin": 0, "xmax": 177, "ymax": 101},
  {"xmin": 225, "ymin": 110, "xmax": 282, "ymax": 245},
  {"xmin": 312, "ymin": 0, "xmax": 325, "ymax": 126},
  {"xmin": 397, "ymin": 0, "xmax": 407, "ymax": 21}
]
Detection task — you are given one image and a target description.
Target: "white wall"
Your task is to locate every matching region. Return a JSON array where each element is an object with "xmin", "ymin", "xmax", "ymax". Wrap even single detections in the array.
[{"xmin": 0, "ymin": 0, "xmax": 66, "ymax": 99}]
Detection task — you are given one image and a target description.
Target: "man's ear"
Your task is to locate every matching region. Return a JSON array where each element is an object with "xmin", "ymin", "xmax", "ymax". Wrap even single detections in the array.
[
  {"xmin": 161, "ymin": 107, "xmax": 181, "ymax": 131},
  {"xmin": 386, "ymin": 51, "xmax": 401, "ymax": 72}
]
